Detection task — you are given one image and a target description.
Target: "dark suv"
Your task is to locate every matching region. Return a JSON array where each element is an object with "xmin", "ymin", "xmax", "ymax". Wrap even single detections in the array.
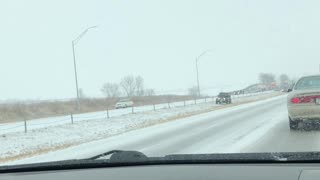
[{"xmin": 216, "ymin": 92, "xmax": 232, "ymax": 104}]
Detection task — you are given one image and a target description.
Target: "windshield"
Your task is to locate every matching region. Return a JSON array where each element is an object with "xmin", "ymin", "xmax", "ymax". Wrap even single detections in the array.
[{"xmin": 1, "ymin": 0, "xmax": 320, "ymax": 166}]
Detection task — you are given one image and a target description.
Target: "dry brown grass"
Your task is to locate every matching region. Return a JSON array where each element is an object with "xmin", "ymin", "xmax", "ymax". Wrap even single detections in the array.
[{"xmin": 0, "ymin": 95, "xmax": 196, "ymax": 123}]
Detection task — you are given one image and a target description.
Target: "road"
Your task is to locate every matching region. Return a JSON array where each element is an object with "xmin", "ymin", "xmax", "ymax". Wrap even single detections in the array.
[{"xmin": 9, "ymin": 94, "xmax": 320, "ymax": 165}]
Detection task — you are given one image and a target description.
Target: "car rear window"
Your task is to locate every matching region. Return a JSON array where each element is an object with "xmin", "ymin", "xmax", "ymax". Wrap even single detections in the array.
[{"xmin": 295, "ymin": 76, "xmax": 320, "ymax": 90}]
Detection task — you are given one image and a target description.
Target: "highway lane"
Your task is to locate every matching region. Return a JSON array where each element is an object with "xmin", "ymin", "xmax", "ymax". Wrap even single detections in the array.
[
  {"xmin": 9, "ymin": 94, "xmax": 314, "ymax": 165},
  {"xmin": 244, "ymin": 115, "xmax": 320, "ymax": 153},
  {"xmin": 138, "ymin": 95, "xmax": 287, "ymax": 155}
]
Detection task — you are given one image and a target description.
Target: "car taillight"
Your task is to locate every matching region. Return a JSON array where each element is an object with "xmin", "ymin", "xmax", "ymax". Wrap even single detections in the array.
[
  {"xmin": 291, "ymin": 95, "xmax": 320, "ymax": 104},
  {"xmin": 291, "ymin": 97, "xmax": 301, "ymax": 104}
]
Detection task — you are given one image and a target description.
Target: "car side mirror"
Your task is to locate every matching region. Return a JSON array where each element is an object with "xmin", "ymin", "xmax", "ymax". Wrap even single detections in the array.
[{"xmin": 287, "ymin": 89, "xmax": 292, "ymax": 92}]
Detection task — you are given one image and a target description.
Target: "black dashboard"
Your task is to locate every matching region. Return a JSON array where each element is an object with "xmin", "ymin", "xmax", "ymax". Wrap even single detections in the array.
[{"xmin": 1, "ymin": 163, "xmax": 320, "ymax": 180}]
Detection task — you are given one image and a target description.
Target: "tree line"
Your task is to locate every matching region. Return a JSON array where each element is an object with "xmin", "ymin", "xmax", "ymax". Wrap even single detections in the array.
[
  {"xmin": 101, "ymin": 75, "xmax": 155, "ymax": 98},
  {"xmin": 98, "ymin": 73, "xmax": 293, "ymax": 99},
  {"xmin": 186, "ymin": 72, "xmax": 294, "ymax": 97},
  {"xmin": 259, "ymin": 73, "xmax": 294, "ymax": 89}
]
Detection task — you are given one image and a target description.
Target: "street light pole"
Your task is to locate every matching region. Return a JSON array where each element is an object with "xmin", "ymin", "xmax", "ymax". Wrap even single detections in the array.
[
  {"xmin": 72, "ymin": 26, "xmax": 97, "ymax": 111},
  {"xmin": 195, "ymin": 49, "xmax": 213, "ymax": 97},
  {"xmin": 72, "ymin": 41, "xmax": 80, "ymax": 111},
  {"xmin": 196, "ymin": 58, "xmax": 200, "ymax": 97}
]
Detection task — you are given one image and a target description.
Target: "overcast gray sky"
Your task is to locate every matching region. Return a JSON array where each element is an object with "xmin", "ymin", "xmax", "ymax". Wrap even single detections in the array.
[{"xmin": 0, "ymin": 0, "xmax": 319, "ymax": 100}]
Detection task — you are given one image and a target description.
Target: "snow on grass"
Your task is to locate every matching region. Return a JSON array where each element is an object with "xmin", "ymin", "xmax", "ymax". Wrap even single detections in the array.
[{"xmin": 0, "ymin": 91, "xmax": 282, "ymax": 163}]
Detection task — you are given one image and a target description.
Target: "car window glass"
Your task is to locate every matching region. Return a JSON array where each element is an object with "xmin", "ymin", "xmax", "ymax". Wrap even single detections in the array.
[{"xmin": 295, "ymin": 76, "xmax": 320, "ymax": 90}]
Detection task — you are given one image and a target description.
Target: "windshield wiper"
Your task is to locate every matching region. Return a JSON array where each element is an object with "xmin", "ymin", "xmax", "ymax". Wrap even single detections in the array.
[
  {"xmin": 86, "ymin": 150, "xmax": 148, "ymax": 162},
  {"xmin": 0, "ymin": 150, "xmax": 150, "ymax": 173},
  {"xmin": 87, "ymin": 150, "xmax": 124, "ymax": 160},
  {"xmin": 3, "ymin": 151, "xmax": 320, "ymax": 173}
]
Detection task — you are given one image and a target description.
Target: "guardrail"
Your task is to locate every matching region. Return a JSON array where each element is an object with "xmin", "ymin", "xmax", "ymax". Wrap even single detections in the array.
[{"xmin": 0, "ymin": 91, "xmax": 275, "ymax": 136}]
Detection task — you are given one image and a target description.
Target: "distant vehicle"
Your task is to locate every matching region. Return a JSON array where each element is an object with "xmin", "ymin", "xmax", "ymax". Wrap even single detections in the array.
[
  {"xmin": 115, "ymin": 99, "xmax": 134, "ymax": 109},
  {"xmin": 216, "ymin": 92, "xmax": 232, "ymax": 104},
  {"xmin": 287, "ymin": 75, "xmax": 320, "ymax": 130}
]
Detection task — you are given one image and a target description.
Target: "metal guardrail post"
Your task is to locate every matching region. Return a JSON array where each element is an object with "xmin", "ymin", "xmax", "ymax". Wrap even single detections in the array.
[
  {"xmin": 71, "ymin": 114, "xmax": 74, "ymax": 124},
  {"xmin": 153, "ymin": 104, "xmax": 156, "ymax": 111},
  {"xmin": 24, "ymin": 119, "xmax": 27, "ymax": 133},
  {"xmin": 107, "ymin": 108, "xmax": 110, "ymax": 118}
]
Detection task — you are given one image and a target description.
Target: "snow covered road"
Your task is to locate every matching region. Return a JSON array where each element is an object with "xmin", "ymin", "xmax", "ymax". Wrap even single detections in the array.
[{"xmin": 7, "ymin": 94, "xmax": 308, "ymax": 165}]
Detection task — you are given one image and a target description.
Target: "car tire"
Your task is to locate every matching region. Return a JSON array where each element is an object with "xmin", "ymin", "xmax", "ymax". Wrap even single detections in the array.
[{"xmin": 289, "ymin": 117, "xmax": 299, "ymax": 130}]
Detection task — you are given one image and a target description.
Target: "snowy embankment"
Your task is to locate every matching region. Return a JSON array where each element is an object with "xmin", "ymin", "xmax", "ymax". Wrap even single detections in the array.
[{"xmin": 0, "ymin": 91, "xmax": 281, "ymax": 163}]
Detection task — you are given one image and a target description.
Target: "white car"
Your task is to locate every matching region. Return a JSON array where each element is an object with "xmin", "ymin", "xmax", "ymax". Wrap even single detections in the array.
[
  {"xmin": 115, "ymin": 99, "xmax": 134, "ymax": 109},
  {"xmin": 287, "ymin": 75, "xmax": 320, "ymax": 130}
]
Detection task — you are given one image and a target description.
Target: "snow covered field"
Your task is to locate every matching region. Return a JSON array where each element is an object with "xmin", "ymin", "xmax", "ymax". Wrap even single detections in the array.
[{"xmin": 0, "ymin": 91, "xmax": 281, "ymax": 164}]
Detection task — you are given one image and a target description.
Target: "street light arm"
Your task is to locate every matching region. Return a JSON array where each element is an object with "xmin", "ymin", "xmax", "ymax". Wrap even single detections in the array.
[
  {"xmin": 195, "ymin": 49, "xmax": 213, "ymax": 97},
  {"xmin": 73, "ymin": 26, "xmax": 98, "ymax": 45},
  {"xmin": 196, "ymin": 49, "xmax": 213, "ymax": 62}
]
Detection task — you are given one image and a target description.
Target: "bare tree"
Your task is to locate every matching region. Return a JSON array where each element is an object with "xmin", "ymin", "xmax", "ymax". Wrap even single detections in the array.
[
  {"xmin": 188, "ymin": 86, "xmax": 198, "ymax": 97},
  {"xmin": 144, "ymin": 89, "xmax": 155, "ymax": 96},
  {"xmin": 120, "ymin": 75, "xmax": 137, "ymax": 97},
  {"xmin": 259, "ymin": 73, "xmax": 275, "ymax": 85},
  {"xmin": 101, "ymin": 83, "xmax": 120, "ymax": 98},
  {"xmin": 135, "ymin": 76, "xmax": 144, "ymax": 96}
]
